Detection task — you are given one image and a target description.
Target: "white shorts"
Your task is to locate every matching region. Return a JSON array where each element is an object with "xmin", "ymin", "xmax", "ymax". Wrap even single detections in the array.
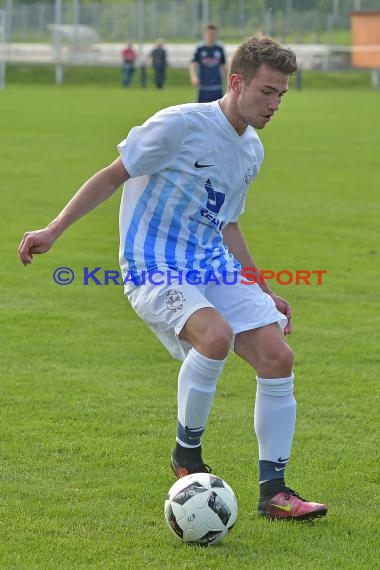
[{"xmin": 127, "ymin": 275, "xmax": 287, "ymax": 360}]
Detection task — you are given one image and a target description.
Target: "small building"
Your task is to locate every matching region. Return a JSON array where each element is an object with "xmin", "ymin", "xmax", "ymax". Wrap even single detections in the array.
[{"xmin": 351, "ymin": 11, "xmax": 380, "ymax": 68}]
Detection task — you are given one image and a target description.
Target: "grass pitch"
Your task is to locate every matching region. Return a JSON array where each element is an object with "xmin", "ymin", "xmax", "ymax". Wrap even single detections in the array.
[{"xmin": 1, "ymin": 84, "xmax": 379, "ymax": 569}]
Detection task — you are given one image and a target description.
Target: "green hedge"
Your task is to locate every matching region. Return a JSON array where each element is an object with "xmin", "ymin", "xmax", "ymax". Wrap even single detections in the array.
[{"xmin": 4, "ymin": 64, "xmax": 373, "ymax": 89}]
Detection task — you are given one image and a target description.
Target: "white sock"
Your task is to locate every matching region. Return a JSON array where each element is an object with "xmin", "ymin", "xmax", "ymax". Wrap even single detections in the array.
[
  {"xmin": 177, "ymin": 348, "xmax": 226, "ymax": 448},
  {"xmin": 254, "ymin": 374, "xmax": 296, "ymax": 465}
]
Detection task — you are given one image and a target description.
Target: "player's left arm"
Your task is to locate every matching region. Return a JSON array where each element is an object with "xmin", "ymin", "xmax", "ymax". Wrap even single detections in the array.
[{"xmin": 222, "ymin": 221, "xmax": 292, "ymax": 334}]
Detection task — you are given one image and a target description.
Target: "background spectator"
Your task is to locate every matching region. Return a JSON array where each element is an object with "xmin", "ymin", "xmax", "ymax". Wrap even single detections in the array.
[
  {"xmin": 121, "ymin": 41, "xmax": 137, "ymax": 87},
  {"xmin": 150, "ymin": 39, "xmax": 168, "ymax": 89},
  {"xmin": 189, "ymin": 24, "xmax": 226, "ymax": 102}
]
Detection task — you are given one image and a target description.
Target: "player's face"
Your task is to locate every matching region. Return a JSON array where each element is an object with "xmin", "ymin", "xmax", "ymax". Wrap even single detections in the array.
[
  {"xmin": 234, "ymin": 64, "xmax": 289, "ymax": 131},
  {"xmin": 205, "ymin": 28, "xmax": 218, "ymax": 46}
]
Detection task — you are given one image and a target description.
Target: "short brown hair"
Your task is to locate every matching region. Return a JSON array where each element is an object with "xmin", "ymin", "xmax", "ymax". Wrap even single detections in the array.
[{"xmin": 229, "ymin": 33, "xmax": 297, "ymax": 79}]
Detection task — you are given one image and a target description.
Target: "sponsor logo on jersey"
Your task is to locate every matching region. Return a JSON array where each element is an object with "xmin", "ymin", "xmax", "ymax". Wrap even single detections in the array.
[
  {"xmin": 194, "ymin": 160, "xmax": 214, "ymax": 168},
  {"xmin": 166, "ymin": 289, "xmax": 186, "ymax": 312}
]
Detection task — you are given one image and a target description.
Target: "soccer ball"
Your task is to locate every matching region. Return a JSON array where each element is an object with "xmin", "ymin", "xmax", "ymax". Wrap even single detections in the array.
[{"xmin": 164, "ymin": 472, "xmax": 238, "ymax": 545}]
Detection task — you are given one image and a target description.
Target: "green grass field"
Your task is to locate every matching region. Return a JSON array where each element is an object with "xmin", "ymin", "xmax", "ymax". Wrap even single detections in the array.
[{"xmin": 1, "ymin": 83, "xmax": 379, "ymax": 569}]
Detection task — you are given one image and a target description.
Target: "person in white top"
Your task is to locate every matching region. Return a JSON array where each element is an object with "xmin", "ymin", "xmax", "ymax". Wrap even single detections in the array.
[
  {"xmin": 18, "ymin": 33, "xmax": 327, "ymax": 521},
  {"xmin": 117, "ymin": 99, "xmax": 263, "ymax": 295}
]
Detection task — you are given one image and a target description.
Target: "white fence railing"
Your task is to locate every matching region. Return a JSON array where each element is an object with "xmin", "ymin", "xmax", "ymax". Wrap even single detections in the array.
[{"xmin": 5, "ymin": 42, "xmax": 380, "ymax": 72}]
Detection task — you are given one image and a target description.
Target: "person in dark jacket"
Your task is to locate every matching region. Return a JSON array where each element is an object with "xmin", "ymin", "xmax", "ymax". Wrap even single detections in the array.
[
  {"xmin": 189, "ymin": 24, "xmax": 226, "ymax": 102},
  {"xmin": 150, "ymin": 39, "xmax": 168, "ymax": 89}
]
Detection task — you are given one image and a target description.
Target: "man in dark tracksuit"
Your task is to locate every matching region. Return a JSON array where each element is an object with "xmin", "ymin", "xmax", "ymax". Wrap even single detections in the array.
[
  {"xmin": 150, "ymin": 39, "xmax": 168, "ymax": 89},
  {"xmin": 189, "ymin": 24, "xmax": 226, "ymax": 103}
]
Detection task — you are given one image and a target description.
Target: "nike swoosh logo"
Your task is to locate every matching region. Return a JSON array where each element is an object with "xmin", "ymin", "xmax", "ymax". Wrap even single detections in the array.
[
  {"xmin": 277, "ymin": 457, "xmax": 289, "ymax": 463},
  {"xmin": 270, "ymin": 503, "xmax": 292, "ymax": 512},
  {"xmin": 274, "ymin": 466, "xmax": 286, "ymax": 471},
  {"xmin": 194, "ymin": 160, "xmax": 214, "ymax": 168}
]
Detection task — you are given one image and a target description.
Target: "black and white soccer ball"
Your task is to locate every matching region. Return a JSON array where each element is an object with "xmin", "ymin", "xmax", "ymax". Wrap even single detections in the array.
[{"xmin": 164, "ymin": 473, "xmax": 238, "ymax": 545}]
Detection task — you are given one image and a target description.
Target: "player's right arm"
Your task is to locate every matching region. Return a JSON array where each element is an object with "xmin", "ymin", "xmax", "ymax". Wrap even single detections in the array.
[
  {"xmin": 18, "ymin": 156, "xmax": 129, "ymax": 266},
  {"xmin": 189, "ymin": 61, "xmax": 200, "ymax": 87}
]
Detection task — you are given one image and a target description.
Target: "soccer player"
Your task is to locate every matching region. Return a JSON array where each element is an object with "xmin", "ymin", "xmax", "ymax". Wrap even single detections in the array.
[
  {"xmin": 149, "ymin": 39, "xmax": 167, "ymax": 89},
  {"xmin": 19, "ymin": 33, "xmax": 327, "ymax": 521},
  {"xmin": 189, "ymin": 24, "xmax": 226, "ymax": 103}
]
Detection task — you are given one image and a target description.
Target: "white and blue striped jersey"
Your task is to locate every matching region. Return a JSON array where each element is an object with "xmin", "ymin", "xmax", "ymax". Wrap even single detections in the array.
[{"xmin": 117, "ymin": 101, "xmax": 264, "ymax": 292}]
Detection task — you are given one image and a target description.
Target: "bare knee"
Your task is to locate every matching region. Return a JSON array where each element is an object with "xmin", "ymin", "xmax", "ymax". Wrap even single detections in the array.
[
  {"xmin": 257, "ymin": 343, "xmax": 294, "ymax": 378},
  {"xmin": 180, "ymin": 308, "xmax": 232, "ymax": 360},
  {"xmin": 197, "ymin": 323, "xmax": 232, "ymax": 359},
  {"xmin": 235, "ymin": 325, "xmax": 294, "ymax": 378}
]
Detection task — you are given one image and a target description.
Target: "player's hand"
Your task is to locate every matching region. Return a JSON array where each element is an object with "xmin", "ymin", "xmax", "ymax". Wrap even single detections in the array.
[
  {"xmin": 271, "ymin": 294, "xmax": 292, "ymax": 335},
  {"xmin": 18, "ymin": 227, "xmax": 56, "ymax": 266},
  {"xmin": 191, "ymin": 77, "xmax": 200, "ymax": 87}
]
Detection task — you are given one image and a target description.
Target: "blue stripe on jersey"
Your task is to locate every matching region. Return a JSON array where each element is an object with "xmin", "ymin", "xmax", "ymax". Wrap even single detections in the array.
[
  {"xmin": 223, "ymin": 257, "xmax": 241, "ymax": 274},
  {"xmin": 185, "ymin": 179, "xmax": 211, "ymax": 269},
  {"xmin": 200, "ymin": 221, "xmax": 218, "ymax": 246},
  {"xmin": 143, "ymin": 179, "xmax": 177, "ymax": 271},
  {"xmin": 216, "ymin": 239, "xmax": 241, "ymax": 274},
  {"xmin": 215, "ymin": 242, "xmax": 228, "ymax": 273},
  {"xmin": 164, "ymin": 185, "xmax": 194, "ymax": 269},
  {"xmin": 199, "ymin": 249, "xmax": 217, "ymax": 272},
  {"xmin": 198, "ymin": 234, "xmax": 224, "ymax": 273},
  {"xmin": 184, "ymin": 224, "xmax": 200, "ymax": 270},
  {"xmin": 123, "ymin": 175, "xmax": 158, "ymax": 277}
]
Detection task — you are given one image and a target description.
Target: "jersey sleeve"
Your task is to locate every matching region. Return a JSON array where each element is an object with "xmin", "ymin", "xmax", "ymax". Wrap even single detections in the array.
[
  {"xmin": 228, "ymin": 195, "xmax": 246, "ymax": 222},
  {"xmin": 191, "ymin": 46, "xmax": 201, "ymax": 64},
  {"xmin": 117, "ymin": 108, "xmax": 185, "ymax": 177},
  {"xmin": 229, "ymin": 152, "xmax": 264, "ymax": 222}
]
